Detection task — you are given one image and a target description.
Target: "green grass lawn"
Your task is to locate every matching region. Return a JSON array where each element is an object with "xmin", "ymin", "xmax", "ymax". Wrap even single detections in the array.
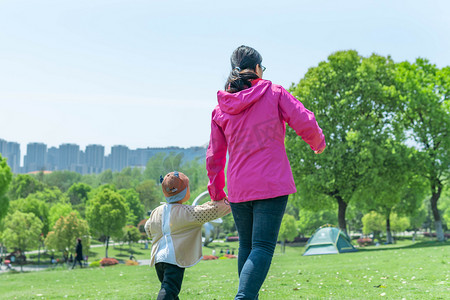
[{"xmin": 1, "ymin": 241, "xmax": 449, "ymax": 299}]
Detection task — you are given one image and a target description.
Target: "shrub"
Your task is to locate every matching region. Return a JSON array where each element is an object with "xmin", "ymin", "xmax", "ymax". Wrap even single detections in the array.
[
  {"xmin": 202, "ymin": 255, "xmax": 218, "ymax": 260},
  {"xmin": 357, "ymin": 237, "xmax": 373, "ymax": 247},
  {"xmin": 100, "ymin": 258, "xmax": 119, "ymax": 266},
  {"xmin": 125, "ymin": 260, "xmax": 139, "ymax": 266},
  {"xmin": 89, "ymin": 260, "xmax": 101, "ymax": 268}
]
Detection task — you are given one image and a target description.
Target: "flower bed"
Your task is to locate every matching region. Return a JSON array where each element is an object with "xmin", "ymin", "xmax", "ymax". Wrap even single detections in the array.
[
  {"xmin": 357, "ymin": 237, "xmax": 373, "ymax": 247},
  {"xmin": 202, "ymin": 255, "xmax": 218, "ymax": 260},
  {"xmin": 100, "ymin": 258, "xmax": 119, "ymax": 266}
]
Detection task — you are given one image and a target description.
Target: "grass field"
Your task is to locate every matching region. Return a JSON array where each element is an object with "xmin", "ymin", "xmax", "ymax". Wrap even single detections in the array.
[{"xmin": 1, "ymin": 241, "xmax": 449, "ymax": 299}]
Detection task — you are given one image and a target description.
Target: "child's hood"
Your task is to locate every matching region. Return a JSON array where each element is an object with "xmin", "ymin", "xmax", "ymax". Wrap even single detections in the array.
[{"xmin": 217, "ymin": 79, "xmax": 271, "ymax": 115}]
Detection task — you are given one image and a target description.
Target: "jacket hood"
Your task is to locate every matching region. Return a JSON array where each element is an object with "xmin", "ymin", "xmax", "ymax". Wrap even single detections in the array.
[{"xmin": 217, "ymin": 79, "xmax": 271, "ymax": 115}]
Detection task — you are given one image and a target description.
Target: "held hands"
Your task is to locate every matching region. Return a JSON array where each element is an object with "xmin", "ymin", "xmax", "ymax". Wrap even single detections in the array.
[{"xmin": 314, "ymin": 148, "xmax": 324, "ymax": 154}]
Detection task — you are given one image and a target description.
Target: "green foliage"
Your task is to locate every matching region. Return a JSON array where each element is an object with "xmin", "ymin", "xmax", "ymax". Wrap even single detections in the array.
[
  {"xmin": 7, "ymin": 174, "xmax": 46, "ymax": 200},
  {"xmin": 118, "ymin": 189, "xmax": 145, "ymax": 225},
  {"xmin": 0, "ymin": 154, "xmax": 13, "ymax": 222},
  {"xmin": 278, "ymin": 214, "xmax": 298, "ymax": 242},
  {"xmin": 286, "ymin": 50, "xmax": 399, "ymax": 232},
  {"xmin": 45, "ymin": 212, "xmax": 90, "ymax": 254},
  {"xmin": 48, "ymin": 202, "xmax": 77, "ymax": 229},
  {"xmin": 9, "ymin": 196, "xmax": 50, "ymax": 235},
  {"xmin": 43, "ymin": 171, "xmax": 82, "ymax": 192},
  {"xmin": 121, "ymin": 225, "xmax": 142, "ymax": 247},
  {"xmin": 2, "ymin": 211, "xmax": 43, "ymax": 252},
  {"xmin": 297, "ymin": 209, "xmax": 338, "ymax": 236},
  {"xmin": 67, "ymin": 182, "xmax": 92, "ymax": 205},
  {"xmin": 136, "ymin": 179, "xmax": 161, "ymax": 211},
  {"xmin": 362, "ymin": 211, "xmax": 385, "ymax": 235},
  {"xmin": 395, "ymin": 59, "xmax": 450, "ymax": 240},
  {"xmin": 86, "ymin": 188, "xmax": 129, "ymax": 257},
  {"xmin": 390, "ymin": 213, "xmax": 410, "ymax": 233}
]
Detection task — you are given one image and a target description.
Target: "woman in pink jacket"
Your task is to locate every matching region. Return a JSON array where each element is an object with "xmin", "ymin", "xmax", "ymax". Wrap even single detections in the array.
[{"xmin": 206, "ymin": 45, "xmax": 326, "ymax": 299}]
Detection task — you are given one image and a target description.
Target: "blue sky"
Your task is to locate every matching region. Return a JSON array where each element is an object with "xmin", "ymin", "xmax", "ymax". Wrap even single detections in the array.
[{"xmin": 1, "ymin": 0, "xmax": 449, "ymax": 155}]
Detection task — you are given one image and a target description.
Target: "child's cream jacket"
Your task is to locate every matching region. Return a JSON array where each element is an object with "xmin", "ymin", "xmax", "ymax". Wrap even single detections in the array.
[{"xmin": 145, "ymin": 200, "xmax": 230, "ymax": 268}]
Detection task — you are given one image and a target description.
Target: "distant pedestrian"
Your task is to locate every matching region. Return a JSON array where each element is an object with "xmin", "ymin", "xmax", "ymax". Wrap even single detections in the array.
[{"xmin": 72, "ymin": 238, "xmax": 83, "ymax": 269}]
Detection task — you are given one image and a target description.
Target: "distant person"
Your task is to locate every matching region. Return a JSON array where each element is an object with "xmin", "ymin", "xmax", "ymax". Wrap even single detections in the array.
[
  {"xmin": 72, "ymin": 238, "xmax": 83, "ymax": 269},
  {"xmin": 206, "ymin": 45, "xmax": 326, "ymax": 299},
  {"xmin": 145, "ymin": 171, "xmax": 230, "ymax": 300}
]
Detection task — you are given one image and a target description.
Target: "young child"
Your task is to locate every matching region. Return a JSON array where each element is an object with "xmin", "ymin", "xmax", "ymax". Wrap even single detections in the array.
[{"xmin": 145, "ymin": 171, "xmax": 230, "ymax": 299}]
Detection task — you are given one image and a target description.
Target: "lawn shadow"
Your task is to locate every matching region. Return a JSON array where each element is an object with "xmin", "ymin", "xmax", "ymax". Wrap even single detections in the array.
[{"xmin": 357, "ymin": 240, "xmax": 449, "ymax": 252}]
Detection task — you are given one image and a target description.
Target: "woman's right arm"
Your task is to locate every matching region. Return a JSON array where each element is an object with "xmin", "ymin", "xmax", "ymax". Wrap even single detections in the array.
[{"xmin": 206, "ymin": 110, "xmax": 228, "ymax": 201}]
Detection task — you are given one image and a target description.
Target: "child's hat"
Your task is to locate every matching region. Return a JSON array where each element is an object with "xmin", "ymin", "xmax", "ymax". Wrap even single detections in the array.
[{"xmin": 160, "ymin": 171, "xmax": 189, "ymax": 203}]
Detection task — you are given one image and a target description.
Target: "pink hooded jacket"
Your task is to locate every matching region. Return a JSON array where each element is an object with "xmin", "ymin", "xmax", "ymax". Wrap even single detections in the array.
[{"xmin": 206, "ymin": 79, "xmax": 325, "ymax": 203}]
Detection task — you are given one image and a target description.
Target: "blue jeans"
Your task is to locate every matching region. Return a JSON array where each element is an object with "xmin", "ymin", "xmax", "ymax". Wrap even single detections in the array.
[{"xmin": 230, "ymin": 195, "xmax": 288, "ymax": 300}]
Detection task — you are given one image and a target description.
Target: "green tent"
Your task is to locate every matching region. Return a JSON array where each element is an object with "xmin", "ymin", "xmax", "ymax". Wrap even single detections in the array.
[{"xmin": 303, "ymin": 226, "xmax": 357, "ymax": 256}]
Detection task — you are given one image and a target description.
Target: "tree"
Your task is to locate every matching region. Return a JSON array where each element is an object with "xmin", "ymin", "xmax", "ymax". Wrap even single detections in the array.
[
  {"xmin": 7, "ymin": 174, "xmax": 45, "ymax": 200},
  {"xmin": 9, "ymin": 196, "xmax": 50, "ymax": 235},
  {"xmin": 395, "ymin": 59, "xmax": 450, "ymax": 241},
  {"xmin": 136, "ymin": 180, "xmax": 161, "ymax": 212},
  {"xmin": 86, "ymin": 188, "xmax": 129, "ymax": 257},
  {"xmin": 278, "ymin": 214, "xmax": 298, "ymax": 253},
  {"xmin": 2, "ymin": 211, "xmax": 43, "ymax": 271},
  {"xmin": 67, "ymin": 183, "xmax": 92, "ymax": 205},
  {"xmin": 0, "ymin": 154, "xmax": 12, "ymax": 223},
  {"xmin": 44, "ymin": 171, "xmax": 82, "ymax": 192},
  {"xmin": 362, "ymin": 211, "xmax": 385, "ymax": 242},
  {"xmin": 45, "ymin": 212, "xmax": 90, "ymax": 259},
  {"xmin": 32, "ymin": 187, "xmax": 69, "ymax": 205},
  {"xmin": 122, "ymin": 225, "xmax": 141, "ymax": 251},
  {"xmin": 297, "ymin": 209, "xmax": 338, "ymax": 236},
  {"xmin": 118, "ymin": 189, "xmax": 145, "ymax": 226},
  {"xmin": 354, "ymin": 142, "xmax": 424, "ymax": 243},
  {"xmin": 286, "ymin": 51, "xmax": 398, "ymax": 234},
  {"xmin": 48, "ymin": 202, "xmax": 77, "ymax": 229}
]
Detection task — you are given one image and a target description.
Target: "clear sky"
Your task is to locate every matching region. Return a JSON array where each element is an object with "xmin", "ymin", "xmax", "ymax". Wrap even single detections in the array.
[{"xmin": 1, "ymin": 0, "xmax": 449, "ymax": 155}]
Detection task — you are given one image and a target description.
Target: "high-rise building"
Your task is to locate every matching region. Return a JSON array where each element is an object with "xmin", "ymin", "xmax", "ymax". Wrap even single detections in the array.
[
  {"xmin": 24, "ymin": 142, "xmax": 47, "ymax": 172},
  {"xmin": 6, "ymin": 142, "xmax": 21, "ymax": 173},
  {"xmin": 58, "ymin": 143, "xmax": 80, "ymax": 171},
  {"xmin": 110, "ymin": 145, "xmax": 129, "ymax": 172},
  {"xmin": 46, "ymin": 147, "xmax": 59, "ymax": 171},
  {"xmin": 85, "ymin": 144, "xmax": 104, "ymax": 173},
  {"xmin": 0, "ymin": 139, "xmax": 6, "ymax": 154}
]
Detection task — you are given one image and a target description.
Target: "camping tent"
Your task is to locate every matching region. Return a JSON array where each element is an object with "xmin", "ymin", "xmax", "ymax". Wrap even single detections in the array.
[{"xmin": 303, "ymin": 226, "xmax": 357, "ymax": 256}]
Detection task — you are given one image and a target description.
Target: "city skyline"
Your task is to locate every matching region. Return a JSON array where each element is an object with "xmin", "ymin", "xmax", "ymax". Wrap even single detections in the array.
[{"xmin": 0, "ymin": 137, "xmax": 206, "ymax": 174}]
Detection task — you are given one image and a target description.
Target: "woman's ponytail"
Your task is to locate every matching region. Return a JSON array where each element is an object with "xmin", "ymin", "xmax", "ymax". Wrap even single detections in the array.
[{"xmin": 224, "ymin": 45, "xmax": 263, "ymax": 93}]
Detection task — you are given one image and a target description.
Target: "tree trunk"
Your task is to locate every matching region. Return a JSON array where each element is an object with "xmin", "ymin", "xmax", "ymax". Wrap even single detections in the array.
[
  {"xmin": 105, "ymin": 236, "xmax": 109, "ymax": 258},
  {"xmin": 336, "ymin": 196, "xmax": 348, "ymax": 235},
  {"xmin": 386, "ymin": 214, "xmax": 393, "ymax": 244},
  {"xmin": 430, "ymin": 180, "xmax": 444, "ymax": 242}
]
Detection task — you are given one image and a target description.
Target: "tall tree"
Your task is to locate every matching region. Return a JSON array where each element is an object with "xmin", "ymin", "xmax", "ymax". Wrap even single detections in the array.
[
  {"xmin": 286, "ymin": 51, "xmax": 398, "ymax": 233},
  {"xmin": 86, "ymin": 188, "xmax": 129, "ymax": 257},
  {"xmin": 2, "ymin": 211, "xmax": 43, "ymax": 271},
  {"xmin": 0, "ymin": 154, "xmax": 13, "ymax": 223},
  {"xmin": 67, "ymin": 183, "xmax": 92, "ymax": 206},
  {"xmin": 7, "ymin": 174, "xmax": 45, "ymax": 200},
  {"xmin": 136, "ymin": 180, "xmax": 161, "ymax": 212},
  {"xmin": 45, "ymin": 212, "xmax": 90, "ymax": 258},
  {"xmin": 44, "ymin": 171, "xmax": 82, "ymax": 192},
  {"xmin": 48, "ymin": 202, "xmax": 77, "ymax": 229},
  {"xmin": 9, "ymin": 196, "xmax": 50, "ymax": 235},
  {"xmin": 395, "ymin": 59, "xmax": 450, "ymax": 241},
  {"xmin": 118, "ymin": 189, "xmax": 145, "ymax": 226},
  {"xmin": 278, "ymin": 214, "xmax": 298, "ymax": 253}
]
